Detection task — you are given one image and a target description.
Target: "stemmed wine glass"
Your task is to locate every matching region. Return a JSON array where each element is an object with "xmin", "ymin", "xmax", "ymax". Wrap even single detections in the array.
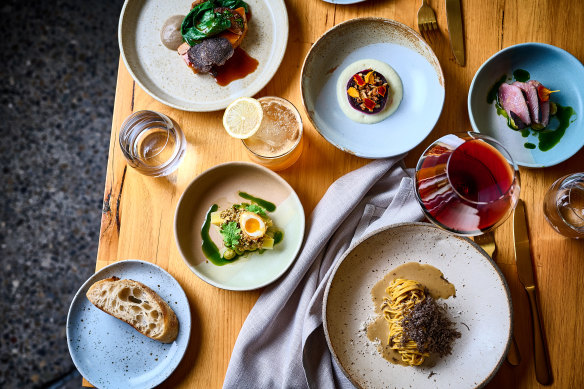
[{"xmin": 414, "ymin": 132, "xmax": 521, "ymax": 236}]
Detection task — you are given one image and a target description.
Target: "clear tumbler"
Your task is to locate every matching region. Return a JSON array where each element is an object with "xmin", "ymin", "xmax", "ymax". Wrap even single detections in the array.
[{"xmin": 543, "ymin": 173, "xmax": 584, "ymax": 239}]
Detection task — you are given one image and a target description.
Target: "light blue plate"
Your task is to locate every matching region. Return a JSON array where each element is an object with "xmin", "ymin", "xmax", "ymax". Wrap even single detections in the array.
[
  {"xmin": 301, "ymin": 18, "xmax": 445, "ymax": 159},
  {"xmin": 468, "ymin": 43, "xmax": 584, "ymax": 167},
  {"xmin": 66, "ymin": 260, "xmax": 191, "ymax": 389}
]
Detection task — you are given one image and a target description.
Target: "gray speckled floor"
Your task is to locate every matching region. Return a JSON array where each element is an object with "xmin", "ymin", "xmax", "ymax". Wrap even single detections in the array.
[{"xmin": 0, "ymin": 0, "xmax": 123, "ymax": 387}]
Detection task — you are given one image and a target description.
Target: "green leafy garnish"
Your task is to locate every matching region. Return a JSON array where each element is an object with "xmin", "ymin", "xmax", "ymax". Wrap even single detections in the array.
[
  {"xmin": 245, "ymin": 204, "xmax": 267, "ymax": 217},
  {"xmin": 181, "ymin": 0, "xmax": 249, "ymax": 46},
  {"xmin": 220, "ymin": 221, "xmax": 241, "ymax": 247}
]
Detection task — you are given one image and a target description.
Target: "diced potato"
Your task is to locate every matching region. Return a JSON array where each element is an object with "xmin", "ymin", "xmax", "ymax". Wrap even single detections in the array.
[
  {"xmin": 210, "ymin": 211, "xmax": 223, "ymax": 226},
  {"xmin": 263, "ymin": 236, "xmax": 274, "ymax": 249}
]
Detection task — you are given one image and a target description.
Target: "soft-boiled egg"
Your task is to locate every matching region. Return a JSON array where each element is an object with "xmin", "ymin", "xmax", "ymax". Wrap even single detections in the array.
[{"xmin": 239, "ymin": 211, "xmax": 266, "ymax": 239}]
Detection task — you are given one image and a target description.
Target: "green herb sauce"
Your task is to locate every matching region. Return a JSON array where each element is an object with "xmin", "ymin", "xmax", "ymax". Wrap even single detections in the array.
[
  {"xmin": 487, "ymin": 75, "xmax": 509, "ymax": 104},
  {"xmin": 521, "ymin": 129, "xmax": 530, "ymax": 137},
  {"xmin": 513, "ymin": 69, "xmax": 530, "ymax": 82},
  {"xmin": 201, "ymin": 204, "xmax": 232, "ymax": 266},
  {"xmin": 538, "ymin": 104, "xmax": 575, "ymax": 151},
  {"xmin": 272, "ymin": 230, "xmax": 284, "ymax": 245},
  {"xmin": 238, "ymin": 192, "xmax": 276, "ymax": 212},
  {"xmin": 524, "ymin": 142, "xmax": 536, "ymax": 149}
]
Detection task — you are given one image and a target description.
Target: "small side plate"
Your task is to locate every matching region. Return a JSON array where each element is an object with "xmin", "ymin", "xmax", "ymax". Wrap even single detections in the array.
[{"xmin": 66, "ymin": 260, "xmax": 191, "ymax": 389}]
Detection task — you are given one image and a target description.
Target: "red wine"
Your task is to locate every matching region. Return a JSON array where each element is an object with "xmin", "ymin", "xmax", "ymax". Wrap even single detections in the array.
[{"xmin": 416, "ymin": 138, "xmax": 517, "ymax": 234}]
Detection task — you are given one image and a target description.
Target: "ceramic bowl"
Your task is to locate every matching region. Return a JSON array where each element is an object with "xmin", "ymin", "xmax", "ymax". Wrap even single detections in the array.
[
  {"xmin": 300, "ymin": 18, "xmax": 444, "ymax": 158},
  {"xmin": 323, "ymin": 223, "xmax": 512, "ymax": 388},
  {"xmin": 174, "ymin": 162, "xmax": 305, "ymax": 290},
  {"xmin": 118, "ymin": 0, "xmax": 288, "ymax": 111},
  {"xmin": 468, "ymin": 43, "xmax": 584, "ymax": 167}
]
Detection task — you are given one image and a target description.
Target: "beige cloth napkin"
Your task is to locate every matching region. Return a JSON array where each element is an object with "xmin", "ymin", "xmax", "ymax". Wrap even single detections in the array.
[{"xmin": 223, "ymin": 157, "xmax": 425, "ymax": 388}]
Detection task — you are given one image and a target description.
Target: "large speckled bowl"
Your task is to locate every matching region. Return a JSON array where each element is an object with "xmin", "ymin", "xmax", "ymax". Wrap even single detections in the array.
[
  {"xmin": 301, "ymin": 18, "xmax": 445, "ymax": 158},
  {"xmin": 119, "ymin": 0, "xmax": 288, "ymax": 111},
  {"xmin": 174, "ymin": 162, "xmax": 305, "ymax": 291},
  {"xmin": 323, "ymin": 223, "xmax": 512, "ymax": 389},
  {"xmin": 468, "ymin": 43, "xmax": 584, "ymax": 167}
]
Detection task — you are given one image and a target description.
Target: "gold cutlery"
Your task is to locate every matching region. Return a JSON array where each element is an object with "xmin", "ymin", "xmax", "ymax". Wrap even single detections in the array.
[
  {"xmin": 513, "ymin": 200, "xmax": 553, "ymax": 385},
  {"xmin": 474, "ymin": 231, "xmax": 521, "ymax": 366},
  {"xmin": 417, "ymin": 0, "xmax": 438, "ymax": 42},
  {"xmin": 445, "ymin": 0, "xmax": 465, "ymax": 66}
]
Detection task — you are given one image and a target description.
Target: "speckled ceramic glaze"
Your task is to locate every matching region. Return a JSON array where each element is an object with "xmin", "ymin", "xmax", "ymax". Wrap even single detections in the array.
[
  {"xmin": 174, "ymin": 162, "xmax": 305, "ymax": 290},
  {"xmin": 301, "ymin": 18, "xmax": 445, "ymax": 158},
  {"xmin": 469, "ymin": 43, "xmax": 584, "ymax": 167},
  {"xmin": 323, "ymin": 223, "xmax": 512, "ymax": 389},
  {"xmin": 66, "ymin": 260, "xmax": 191, "ymax": 389},
  {"xmin": 118, "ymin": 0, "xmax": 288, "ymax": 111}
]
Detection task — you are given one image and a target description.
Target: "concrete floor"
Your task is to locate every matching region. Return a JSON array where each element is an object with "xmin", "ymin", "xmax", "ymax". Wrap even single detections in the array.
[{"xmin": 0, "ymin": 0, "xmax": 123, "ymax": 387}]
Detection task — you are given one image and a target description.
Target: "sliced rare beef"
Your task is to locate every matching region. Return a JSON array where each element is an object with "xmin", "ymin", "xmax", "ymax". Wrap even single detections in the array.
[
  {"xmin": 513, "ymin": 81, "xmax": 541, "ymax": 124},
  {"xmin": 528, "ymin": 80, "xmax": 550, "ymax": 127},
  {"xmin": 498, "ymin": 83, "xmax": 531, "ymax": 129}
]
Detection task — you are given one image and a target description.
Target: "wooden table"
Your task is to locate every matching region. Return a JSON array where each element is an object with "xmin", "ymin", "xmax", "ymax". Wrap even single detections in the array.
[{"xmin": 90, "ymin": 0, "xmax": 584, "ymax": 387}]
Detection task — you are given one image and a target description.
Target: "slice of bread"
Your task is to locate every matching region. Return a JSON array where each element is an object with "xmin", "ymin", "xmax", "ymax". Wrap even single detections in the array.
[{"xmin": 86, "ymin": 277, "xmax": 179, "ymax": 343}]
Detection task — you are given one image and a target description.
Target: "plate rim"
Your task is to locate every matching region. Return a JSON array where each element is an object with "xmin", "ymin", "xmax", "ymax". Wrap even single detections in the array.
[
  {"xmin": 173, "ymin": 161, "xmax": 306, "ymax": 291},
  {"xmin": 468, "ymin": 41, "xmax": 584, "ymax": 168},
  {"xmin": 300, "ymin": 17, "xmax": 445, "ymax": 159},
  {"xmin": 66, "ymin": 259, "xmax": 192, "ymax": 389},
  {"xmin": 322, "ymin": 222, "xmax": 513, "ymax": 389},
  {"xmin": 118, "ymin": 0, "xmax": 289, "ymax": 112}
]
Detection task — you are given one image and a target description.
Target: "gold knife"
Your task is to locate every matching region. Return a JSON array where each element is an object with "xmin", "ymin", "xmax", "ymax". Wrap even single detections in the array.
[
  {"xmin": 445, "ymin": 0, "xmax": 465, "ymax": 66},
  {"xmin": 513, "ymin": 200, "xmax": 553, "ymax": 385}
]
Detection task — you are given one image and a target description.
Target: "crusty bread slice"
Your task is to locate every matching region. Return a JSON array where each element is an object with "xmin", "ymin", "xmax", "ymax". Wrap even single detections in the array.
[{"xmin": 86, "ymin": 277, "xmax": 179, "ymax": 343}]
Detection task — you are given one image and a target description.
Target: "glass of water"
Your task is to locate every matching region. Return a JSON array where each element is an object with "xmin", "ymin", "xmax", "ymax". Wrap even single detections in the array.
[
  {"xmin": 119, "ymin": 110, "xmax": 186, "ymax": 177},
  {"xmin": 543, "ymin": 173, "xmax": 584, "ymax": 239},
  {"xmin": 242, "ymin": 97, "xmax": 303, "ymax": 171}
]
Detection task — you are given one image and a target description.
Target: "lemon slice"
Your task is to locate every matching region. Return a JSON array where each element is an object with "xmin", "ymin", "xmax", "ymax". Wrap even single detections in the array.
[{"xmin": 222, "ymin": 97, "xmax": 264, "ymax": 139}]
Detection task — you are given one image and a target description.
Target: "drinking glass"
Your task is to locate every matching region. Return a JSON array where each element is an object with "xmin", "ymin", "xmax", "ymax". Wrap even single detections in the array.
[
  {"xmin": 119, "ymin": 110, "xmax": 186, "ymax": 177},
  {"xmin": 414, "ymin": 132, "xmax": 521, "ymax": 236},
  {"xmin": 543, "ymin": 173, "xmax": 584, "ymax": 239},
  {"xmin": 242, "ymin": 97, "xmax": 303, "ymax": 171}
]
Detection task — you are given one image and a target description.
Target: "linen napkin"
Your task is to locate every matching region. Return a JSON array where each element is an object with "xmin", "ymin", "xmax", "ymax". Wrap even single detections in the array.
[{"xmin": 223, "ymin": 157, "xmax": 425, "ymax": 389}]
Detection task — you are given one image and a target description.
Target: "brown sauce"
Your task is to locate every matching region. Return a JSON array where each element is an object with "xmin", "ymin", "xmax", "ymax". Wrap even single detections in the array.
[
  {"xmin": 213, "ymin": 47, "xmax": 259, "ymax": 86},
  {"xmin": 366, "ymin": 262, "xmax": 455, "ymax": 366}
]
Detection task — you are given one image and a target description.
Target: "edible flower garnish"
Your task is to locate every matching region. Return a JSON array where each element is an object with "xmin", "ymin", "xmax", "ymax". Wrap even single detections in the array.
[
  {"xmin": 537, "ymin": 85, "xmax": 559, "ymax": 102},
  {"xmin": 353, "ymin": 74, "xmax": 366, "ymax": 87},
  {"xmin": 346, "ymin": 69, "xmax": 391, "ymax": 114}
]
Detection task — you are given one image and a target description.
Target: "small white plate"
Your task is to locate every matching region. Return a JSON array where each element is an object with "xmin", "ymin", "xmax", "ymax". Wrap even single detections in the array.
[
  {"xmin": 174, "ymin": 162, "xmax": 305, "ymax": 291},
  {"xmin": 118, "ymin": 0, "xmax": 288, "ymax": 111},
  {"xmin": 301, "ymin": 18, "xmax": 445, "ymax": 158},
  {"xmin": 323, "ymin": 223, "xmax": 512, "ymax": 389},
  {"xmin": 66, "ymin": 260, "xmax": 191, "ymax": 389}
]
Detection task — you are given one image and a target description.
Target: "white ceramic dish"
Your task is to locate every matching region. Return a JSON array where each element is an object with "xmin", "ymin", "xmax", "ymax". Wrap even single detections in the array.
[
  {"xmin": 118, "ymin": 0, "xmax": 288, "ymax": 111},
  {"xmin": 323, "ymin": 223, "xmax": 512, "ymax": 389},
  {"xmin": 174, "ymin": 162, "xmax": 305, "ymax": 291},
  {"xmin": 301, "ymin": 18, "xmax": 445, "ymax": 158},
  {"xmin": 66, "ymin": 260, "xmax": 191, "ymax": 389}
]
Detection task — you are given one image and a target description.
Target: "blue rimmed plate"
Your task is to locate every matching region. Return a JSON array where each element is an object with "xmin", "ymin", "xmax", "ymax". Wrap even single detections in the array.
[
  {"xmin": 301, "ymin": 18, "xmax": 445, "ymax": 158},
  {"xmin": 469, "ymin": 43, "xmax": 584, "ymax": 167},
  {"xmin": 66, "ymin": 260, "xmax": 191, "ymax": 389}
]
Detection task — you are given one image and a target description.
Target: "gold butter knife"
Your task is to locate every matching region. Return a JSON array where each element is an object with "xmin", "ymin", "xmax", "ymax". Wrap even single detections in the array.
[
  {"xmin": 513, "ymin": 200, "xmax": 553, "ymax": 385},
  {"xmin": 445, "ymin": 0, "xmax": 465, "ymax": 66}
]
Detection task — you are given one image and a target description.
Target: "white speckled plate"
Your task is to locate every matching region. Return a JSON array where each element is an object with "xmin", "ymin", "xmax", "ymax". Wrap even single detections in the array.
[
  {"xmin": 66, "ymin": 260, "xmax": 191, "ymax": 389},
  {"xmin": 323, "ymin": 223, "xmax": 512, "ymax": 389},
  {"xmin": 301, "ymin": 18, "xmax": 445, "ymax": 158},
  {"xmin": 119, "ymin": 0, "xmax": 288, "ymax": 111},
  {"xmin": 174, "ymin": 162, "xmax": 305, "ymax": 291}
]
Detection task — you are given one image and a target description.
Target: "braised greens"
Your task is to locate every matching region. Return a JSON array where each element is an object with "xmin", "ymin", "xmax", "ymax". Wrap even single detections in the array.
[{"xmin": 181, "ymin": 0, "xmax": 249, "ymax": 46}]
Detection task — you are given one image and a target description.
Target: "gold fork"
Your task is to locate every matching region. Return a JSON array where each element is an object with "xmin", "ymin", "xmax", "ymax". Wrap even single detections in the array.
[
  {"xmin": 417, "ymin": 0, "xmax": 438, "ymax": 42},
  {"xmin": 474, "ymin": 231, "xmax": 522, "ymax": 366}
]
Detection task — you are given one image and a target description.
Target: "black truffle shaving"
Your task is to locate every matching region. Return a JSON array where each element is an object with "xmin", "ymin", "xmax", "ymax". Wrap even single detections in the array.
[
  {"xmin": 187, "ymin": 37, "xmax": 234, "ymax": 73},
  {"xmin": 401, "ymin": 295, "xmax": 461, "ymax": 357}
]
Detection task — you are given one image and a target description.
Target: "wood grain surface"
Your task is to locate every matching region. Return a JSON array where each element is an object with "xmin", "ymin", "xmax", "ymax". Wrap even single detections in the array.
[{"xmin": 88, "ymin": 0, "xmax": 584, "ymax": 387}]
